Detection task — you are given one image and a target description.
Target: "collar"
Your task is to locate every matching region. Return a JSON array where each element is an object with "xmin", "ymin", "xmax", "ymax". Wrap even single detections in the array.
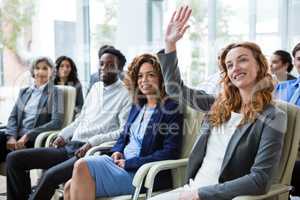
[
  {"xmin": 103, "ymin": 79, "xmax": 122, "ymax": 91},
  {"xmin": 291, "ymin": 77, "xmax": 300, "ymax": 87},
  {"xmin": 31, "ymin": 82, "xmax": 48, "ymax": 92}
]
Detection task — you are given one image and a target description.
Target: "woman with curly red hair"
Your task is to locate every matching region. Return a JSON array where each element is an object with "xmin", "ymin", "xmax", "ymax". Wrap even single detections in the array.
[{"xmin": 149, "ymin": 6, "xmax": 287, "ymax": 200}]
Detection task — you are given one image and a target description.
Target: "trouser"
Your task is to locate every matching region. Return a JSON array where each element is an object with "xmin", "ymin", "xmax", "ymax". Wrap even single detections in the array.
[
  {"xmin": 6, "ymin": 141, "xmax": 84, "ymax": 200},
  {"xmin": 291, "ymin": 160, "xmax": 300, "ymax": 196}
]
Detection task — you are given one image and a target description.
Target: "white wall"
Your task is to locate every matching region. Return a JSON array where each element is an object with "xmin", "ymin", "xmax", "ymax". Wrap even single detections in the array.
[{"xmin": 116, "ymin": 0, "xmax": 149, "ymax": 64}]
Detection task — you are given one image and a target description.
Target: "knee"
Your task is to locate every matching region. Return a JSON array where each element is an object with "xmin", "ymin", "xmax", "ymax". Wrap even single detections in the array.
[
  {"xmin": 6, "ymin": 151, "xmax": 21, "ymax": 168},
  {"xmin": 73, "ymin": 158, "xmax": 89, "ymax": 176},
  {"xmin": 64, "ymin": 180, "xmax": 71, "ymax": 199},
  {"xmin": 42, "ymin": 167, "xmax": 60, "ymax": 184},
  {"xmin": 64, "ymin": 180, "xmax": 71, "ymax": 192}
]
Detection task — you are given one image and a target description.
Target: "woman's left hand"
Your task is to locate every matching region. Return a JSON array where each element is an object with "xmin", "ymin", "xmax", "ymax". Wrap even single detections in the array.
[
  {"xmin": 115, "ymin": 159, "xmax": 125, "ymax": 168},
  {"xmin": 179, "ymin": 190, "xmax": 200, "ymax": 200}
]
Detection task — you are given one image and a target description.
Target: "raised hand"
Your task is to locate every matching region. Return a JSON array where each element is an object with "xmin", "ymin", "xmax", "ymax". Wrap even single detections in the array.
[{"xmin": 165, "ymin": 5, "xmax": 192, "ymax": 53}]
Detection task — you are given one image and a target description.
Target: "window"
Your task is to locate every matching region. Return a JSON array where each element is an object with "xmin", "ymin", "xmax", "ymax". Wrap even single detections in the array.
[
  {"xmin": 151, "ymin": 0, "xmax": 299, "ymax": 87},
  {"xmin": 89, "ymin": 0, "xmax": 118, "ymax": 74}
]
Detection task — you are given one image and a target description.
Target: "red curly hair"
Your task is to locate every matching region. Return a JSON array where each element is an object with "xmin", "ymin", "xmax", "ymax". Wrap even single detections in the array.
[{"xmin": 209, "ymin": 42, "xmax": 275, "ymax": 127}]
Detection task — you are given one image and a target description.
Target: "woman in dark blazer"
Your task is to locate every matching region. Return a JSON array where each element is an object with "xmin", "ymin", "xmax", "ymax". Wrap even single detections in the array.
[
  {"xmin": 54, "ymin": 56, "xmax": 84, "ymax": 116},
  {"xmin": 149, "ymin": 6, "xmax": 287, "ymax": 200},
  {"xmin": 0, "ymin": 57, "xmax": 64, "ymax": 162},
  {"xmin": 63, "ymin": 53, "xmax": 183, "ymax": 199}
]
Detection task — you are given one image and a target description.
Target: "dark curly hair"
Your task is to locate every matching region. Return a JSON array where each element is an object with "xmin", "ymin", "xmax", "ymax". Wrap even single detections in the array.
[
  {"xmin": 54, "ymin": 56, "xmax": 80, "ymax": 85},
  {"xmin": 124, "ymin": 53, "xmax": 166, "ymax": 104}
]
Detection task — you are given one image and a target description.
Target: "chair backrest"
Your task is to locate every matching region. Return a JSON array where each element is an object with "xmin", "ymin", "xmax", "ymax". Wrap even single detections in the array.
[
  {"xmin": 172, "ymin": 105, "xmax": 204, "ymax": 187},
  {"xmin": 273, "ymin": 100, "xmax": 300, "ymax": 185},
  {"xmin": 180, "ymin": 106, "xmax": 204, "ymax": 158},
  {"xmin": 56, "ymin": 85, "xmax": 76, "ymax": 128},
  {"xmin": 172, "ymin": 101, "xmax": 300, "ymax": 188}
]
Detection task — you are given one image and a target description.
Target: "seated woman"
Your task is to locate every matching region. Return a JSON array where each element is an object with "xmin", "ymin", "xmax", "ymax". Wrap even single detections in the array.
[
  {"xmin": 149, "ymin": 6, "xmax": 287, "ymax": 200},
  {"xmin": 54, "ymin": 56, "xmax": 84, "ymax": 115},
  {"xmin": 63, "ymin": 53, "xmax": 183, "ymax": 200},
  {"xmin": 0, "ymin": 57, "xmax": 64, "ymax": 162},
  {"xmin": 270, "ymin": 50, "xmax": 296, "ymax": 82}
]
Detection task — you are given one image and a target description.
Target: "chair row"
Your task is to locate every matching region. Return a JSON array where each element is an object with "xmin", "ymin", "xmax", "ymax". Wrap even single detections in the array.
[{"xmin": 47, "ymin": 101, "xmax": 300, "ymax": 200}]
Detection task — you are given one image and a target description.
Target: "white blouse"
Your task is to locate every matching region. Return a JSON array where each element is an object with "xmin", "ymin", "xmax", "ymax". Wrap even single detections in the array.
[{"xmin": 190, "ymin": 112, "xmax": 243, "ymax": 189}]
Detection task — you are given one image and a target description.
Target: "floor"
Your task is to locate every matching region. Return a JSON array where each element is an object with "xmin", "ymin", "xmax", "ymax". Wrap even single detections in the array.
[
  {"xmin": 0, "ymin": 172, "xmax": 39, "ymax": 199},
  {"xmin": 0, "ymin": 175, "xmax": 6, "ymax": 200},
  {"xmin": 1, "ymin": 175, "xmax": 300, "ymax": 200}
]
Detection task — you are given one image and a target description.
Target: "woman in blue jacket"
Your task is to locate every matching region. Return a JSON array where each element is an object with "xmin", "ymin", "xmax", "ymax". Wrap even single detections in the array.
[{"xmin": 63, "ymin": 53, "xmax": 183, "ymax": 199}]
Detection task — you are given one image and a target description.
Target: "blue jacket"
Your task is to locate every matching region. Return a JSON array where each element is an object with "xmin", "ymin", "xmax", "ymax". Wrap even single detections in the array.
[
  {"xmin": 275, "ymin": 77, "xmax": 300, "ymax": 106},
  {"xmin": 112, "ymin": 98, "xmax": 183, "ymax": 170},
  {"xmin": 111, "ymin": 98, "xmax": 183, "ymax": 190}
]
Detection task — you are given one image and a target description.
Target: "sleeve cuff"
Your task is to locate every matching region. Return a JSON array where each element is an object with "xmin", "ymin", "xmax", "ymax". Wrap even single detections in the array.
[{"xmin": 88, "ymin": 138, "xmax": 100, "ymax": 147}]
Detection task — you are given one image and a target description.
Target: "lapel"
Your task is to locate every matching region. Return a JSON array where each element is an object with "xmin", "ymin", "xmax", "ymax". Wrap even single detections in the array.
[
  {"xmin": 32, "ymin": 84, "xmax": 50, "ymax": 127},
  {"xmin": 189, "ymin": 118, "xmax": 211, "ymax": 173},
  {"xmin": 18, "ymin": 88, "xmax": 33, "ymax": 126},
  {"xmin": 141, "ymin": 104, "xmax": 162, "ymax": 148},
  {"xmin": 220, "ymin": 121, "xmax": 253, "ymax": 174},
  {"xmin": 126, "ymin": 105, "xmax": 142, "ymax": 131}
]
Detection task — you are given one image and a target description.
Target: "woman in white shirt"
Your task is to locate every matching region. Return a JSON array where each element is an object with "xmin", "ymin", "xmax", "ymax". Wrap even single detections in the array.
[{"xmin": 150, "ymin": 6, "xmax": 287, "ymax": 200}]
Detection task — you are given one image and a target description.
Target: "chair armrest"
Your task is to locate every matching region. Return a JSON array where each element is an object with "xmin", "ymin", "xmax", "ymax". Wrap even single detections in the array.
[
  {"xmin": 131, "ymin": 160, "xmax": 183, "ymax": 200},
  {"xmin": 85, "ymin": 141, "xmax": 117, "ymax": 156},
  {"xmin": 232, "ymin": 184, "xmax": 292, "ymax": 200},
  {"xmin": 130, "ymin": 161, "xmax": 164, "ymax": 200},
  {"xmin": 144, "ymin": 158, "xmax": 188, "ymax": 198},
  {"xmin": 34, "ymin": 131, "xmax": 60, "ymax": 148},
  {"xmin": 45, "ymin": 132, "xmax": 60, "ymax": 147}
]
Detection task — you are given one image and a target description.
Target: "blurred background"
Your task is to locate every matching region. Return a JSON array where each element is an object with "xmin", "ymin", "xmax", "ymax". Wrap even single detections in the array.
[{"xmin": 0, "ymin": 0, "xmax": 300, "ymax": 122}]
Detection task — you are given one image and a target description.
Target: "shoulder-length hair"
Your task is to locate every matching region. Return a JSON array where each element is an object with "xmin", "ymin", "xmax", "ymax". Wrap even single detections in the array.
[
  {"xmin": 54, "ymin": 56, "xmax": 80, "ymax": 85},
  {"xmin": 30, "ymin": 57, "xmax": 54, "ymax": 78},
  {"xmin": 124, "ymin": 53, "xmax": 166, "ymax": 105},
  {"xmin": 209, "ymin": 42, "xmax": 274, "ymax": 127}
]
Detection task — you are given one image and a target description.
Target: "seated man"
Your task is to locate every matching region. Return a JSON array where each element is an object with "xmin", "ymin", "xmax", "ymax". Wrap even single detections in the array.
[
  {"xmin": 275, "ymin": 42, "xmax": 300, "ymax": 106},
  {"xmin": 0, "ymin": 57, "xmax": 64, "ymax": 162},
  {"xmin": 275, "ymin": 43, "xmax": 300, "ymax": 197},
  {"xmin": 6, "ymin": 46, "xmax": 132, "ymax": 200},
  {"xmin": 88, "ymin": 44, "xmax": 126, "ymax": 92}
]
